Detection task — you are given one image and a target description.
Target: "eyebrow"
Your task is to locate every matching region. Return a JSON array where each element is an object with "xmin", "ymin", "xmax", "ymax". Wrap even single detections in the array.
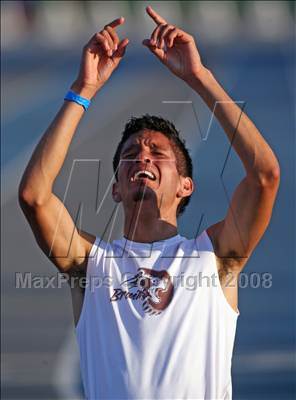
[
  {"xmin": 121, "ymin": 142, "xmax": 168, "ymax": 155},
  {"xmin": 151, "ymin": 143, "xmax": 167, "ymax": 150},
  {"xmin": 121, "ymin": 144, "xmax": 139, "ymax": 155}
]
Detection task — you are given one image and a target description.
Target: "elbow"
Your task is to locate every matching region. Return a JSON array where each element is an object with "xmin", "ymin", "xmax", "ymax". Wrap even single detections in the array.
[
  {"xmin": 18, "ymin": 186, "xmax": 34, "ymax": 210},
  {"xmin": 18, "ymin": 184, "xmax": 48, "ymax": 210},
  {"xmin": 18, "ymin": 187, "xmax": 30, "ymax": 209},
  {"xmin": 255, "ymin": 163, "xmax": 281, "ymax": 189}
]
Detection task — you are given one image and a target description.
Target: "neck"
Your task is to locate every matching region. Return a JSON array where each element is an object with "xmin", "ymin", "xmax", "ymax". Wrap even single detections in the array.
[{"xmin": 123, "ymin": 205, "xmax": 178, "ymax": 243}]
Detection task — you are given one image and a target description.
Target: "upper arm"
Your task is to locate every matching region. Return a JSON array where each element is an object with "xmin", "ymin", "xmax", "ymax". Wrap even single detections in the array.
[
  {"xmin": 208, "ymin": 174, "xmax": 280, "ymax": 272},
  {"xmin": 20, "ymin": 192, "xmax": 95, "ymax": 272}
]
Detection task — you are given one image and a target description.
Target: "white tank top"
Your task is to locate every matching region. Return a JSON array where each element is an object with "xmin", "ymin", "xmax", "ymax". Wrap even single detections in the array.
[{"xmin": 75, "ymin": 230, "xmax": 239, "ymax": 399}]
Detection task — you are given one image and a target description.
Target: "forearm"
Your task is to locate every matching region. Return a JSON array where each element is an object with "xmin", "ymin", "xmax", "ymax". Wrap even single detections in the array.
[
  {"xmin": 186, "ymin": 68, "xmax": 280, "ymax": 183},
  {"xmin": 19, "ymin": 15, "xmax": 128, "ymax": 208},
  {"xmin": 19, "ymin": 85, "xmax": 97, "ymax": 206}
]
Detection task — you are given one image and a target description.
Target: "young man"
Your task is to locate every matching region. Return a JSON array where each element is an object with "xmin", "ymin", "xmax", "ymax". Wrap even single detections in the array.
[{"xmin": 19, "ymin": 6, "xmax": 280, "ymax": 400}]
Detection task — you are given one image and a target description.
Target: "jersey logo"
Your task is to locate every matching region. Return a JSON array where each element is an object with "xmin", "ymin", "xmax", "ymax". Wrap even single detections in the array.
[{"xmin": 110, "ymin": 268, "xmax": 174, "ymax": 316}]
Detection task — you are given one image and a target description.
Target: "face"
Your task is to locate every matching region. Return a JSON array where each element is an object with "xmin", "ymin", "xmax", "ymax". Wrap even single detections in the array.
[{"xmin": 112, "ymin": 130, "xmax": 194, "ymax": 217}]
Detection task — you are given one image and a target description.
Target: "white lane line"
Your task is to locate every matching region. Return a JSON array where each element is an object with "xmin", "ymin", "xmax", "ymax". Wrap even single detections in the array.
[{"xmin": 233, "ymin": 350, "xmax": 296, "ymax": 373}]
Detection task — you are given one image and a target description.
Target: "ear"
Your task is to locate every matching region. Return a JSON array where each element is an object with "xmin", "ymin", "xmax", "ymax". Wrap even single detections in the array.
[
  {"xmin": 177, "ymin": 177, "xmax": 194, "ymax": 199},
  {"xmin": 112, "ymin": 182, "xmax": 122, "ymax": 203}
]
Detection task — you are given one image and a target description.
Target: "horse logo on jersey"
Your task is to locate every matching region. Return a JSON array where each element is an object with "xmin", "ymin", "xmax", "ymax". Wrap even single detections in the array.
[{"xmin": 110, "ymin": 268, "xmax": 174, "ymax": 316}]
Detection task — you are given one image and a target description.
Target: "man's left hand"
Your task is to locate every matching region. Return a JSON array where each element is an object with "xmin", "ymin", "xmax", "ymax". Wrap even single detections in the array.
[{"xmin": 143, "ymin": 5, "xmax": 204, "ymax": 82}]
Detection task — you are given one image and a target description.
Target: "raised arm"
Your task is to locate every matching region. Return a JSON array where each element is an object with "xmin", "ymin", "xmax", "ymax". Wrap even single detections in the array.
[
  {"xmin": 143, "ymin": 6, "xmax": 280, "ymax": 273},
  {"xmin": 19, "ymin": 18, "xmax": 129, "ymax": 272}
]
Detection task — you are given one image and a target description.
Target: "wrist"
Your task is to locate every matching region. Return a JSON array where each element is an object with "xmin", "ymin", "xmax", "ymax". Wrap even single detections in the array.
[
  {"xmin": 70, "ymin": 81, "xmax": 103, "ymax": 100},
  {"xmin": 185, "ymin": 66, "xmax": 214, "ymax": 91}
]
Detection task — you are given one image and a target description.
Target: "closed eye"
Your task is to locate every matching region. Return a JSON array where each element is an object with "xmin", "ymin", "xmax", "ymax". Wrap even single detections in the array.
[
  {"xmin": 122, "ymin": 153, "xmax": 137, "ymax": 159},
  {"xmin": 152, "ymin": 151, "xmax": 167, "ymax": 157}
]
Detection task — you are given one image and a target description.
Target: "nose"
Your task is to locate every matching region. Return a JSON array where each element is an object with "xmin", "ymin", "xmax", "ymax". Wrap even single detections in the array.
[{"xmin": 136, "ymin": 149, "xmax": 151, "ymax": 164}]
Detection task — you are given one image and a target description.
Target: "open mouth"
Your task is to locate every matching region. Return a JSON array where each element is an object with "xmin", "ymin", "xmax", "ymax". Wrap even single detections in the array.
[{"xmin": 130, "ymin": 170, "xmax": 156, "ymax": 182}]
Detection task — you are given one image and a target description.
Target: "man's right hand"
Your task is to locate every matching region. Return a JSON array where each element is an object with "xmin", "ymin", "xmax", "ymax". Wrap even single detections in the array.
[{"xmin": 71, "ymin": 17, "xmax": 129, "ymax": 99}]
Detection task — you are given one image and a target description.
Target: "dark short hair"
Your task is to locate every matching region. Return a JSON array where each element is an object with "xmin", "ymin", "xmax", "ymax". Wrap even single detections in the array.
[{"xmin": 113, "ymin": 114, "xmax": 193, "ymax": 215}]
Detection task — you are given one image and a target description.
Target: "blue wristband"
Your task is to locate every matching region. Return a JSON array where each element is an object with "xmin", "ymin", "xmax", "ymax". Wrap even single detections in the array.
[{"xmin": 64, "ymin": 90, "xmax": 91, "ymax": 111}]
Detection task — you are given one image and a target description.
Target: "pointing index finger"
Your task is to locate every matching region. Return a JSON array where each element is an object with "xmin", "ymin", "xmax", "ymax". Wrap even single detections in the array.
[
  {"xmin": 107, "ymin": 17, "xmax": 125, "ymax": 29},
  {"xmin": 146, "ymin": 6, "xmax": 167, "ymax": 25}
]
